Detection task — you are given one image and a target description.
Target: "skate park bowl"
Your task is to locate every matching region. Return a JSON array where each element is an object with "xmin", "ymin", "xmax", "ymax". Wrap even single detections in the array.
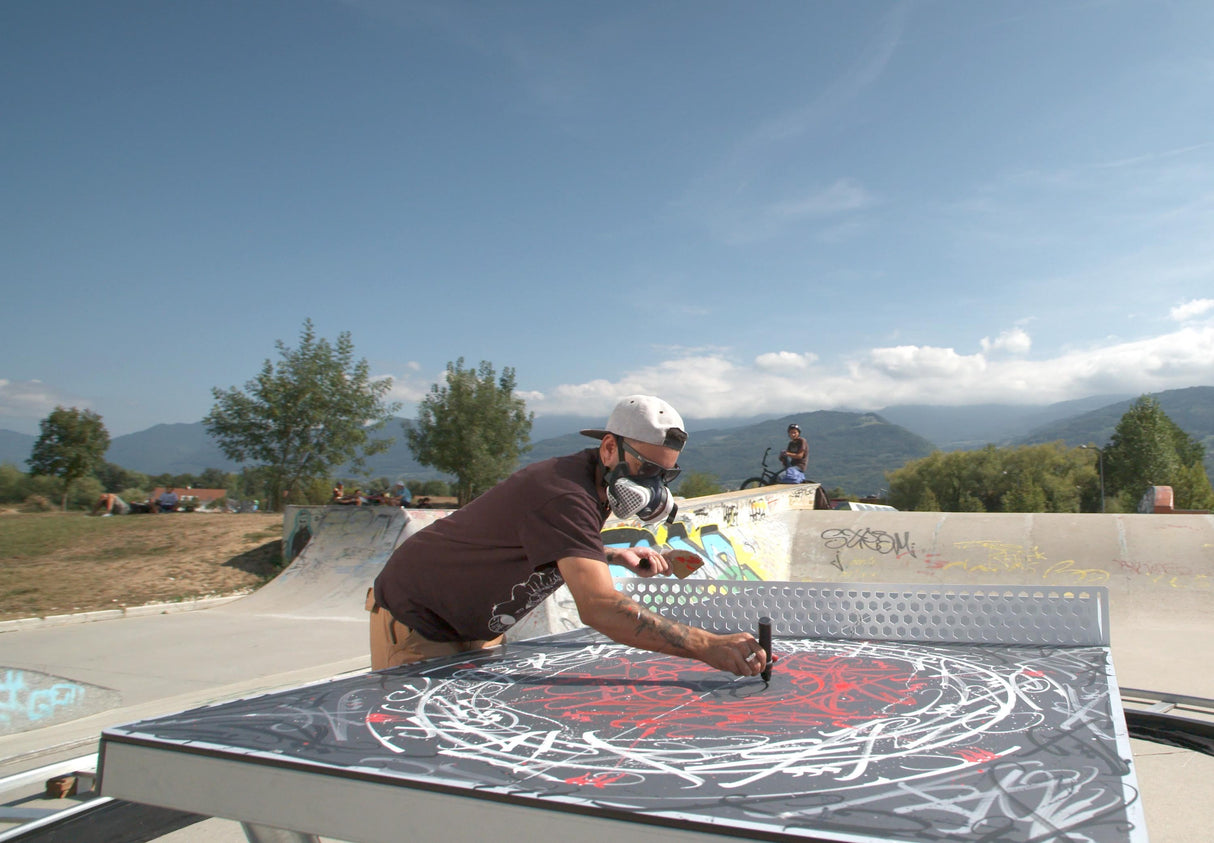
[
  {"xmin": 520, "ymin": 483, "xmax": 1213, "ymax": 698},
  {"xmin": 2, "ymin": 487, "xmax": 1212, "ymax": 841}
]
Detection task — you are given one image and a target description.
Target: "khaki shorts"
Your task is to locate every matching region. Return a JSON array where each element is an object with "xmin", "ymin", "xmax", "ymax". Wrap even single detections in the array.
[{"xmin": 366, "ymin": 589, "xmax": 503, "ymax": 670}]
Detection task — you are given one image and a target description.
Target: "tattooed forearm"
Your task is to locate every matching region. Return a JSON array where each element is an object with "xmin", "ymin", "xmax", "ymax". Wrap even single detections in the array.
[{"xmin": 614, "ymin": 596, "xmax": 691, "ymax": 651}]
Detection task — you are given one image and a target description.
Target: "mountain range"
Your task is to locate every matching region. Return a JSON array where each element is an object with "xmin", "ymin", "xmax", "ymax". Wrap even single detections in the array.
[{"xmin": 3, "ymin": 387, "xmax": 1211, "ymax": 497}]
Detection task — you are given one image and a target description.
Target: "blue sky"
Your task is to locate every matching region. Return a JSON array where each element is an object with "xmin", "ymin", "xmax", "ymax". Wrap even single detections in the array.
[{"xmin": 3, "ymin": 1, "xmax": 1213, "ymax": 436}]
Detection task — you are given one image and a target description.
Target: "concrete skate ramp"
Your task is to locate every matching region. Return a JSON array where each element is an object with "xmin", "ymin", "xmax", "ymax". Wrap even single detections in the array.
[
  {"xmin": 510, "ymin": 484, "xmax": 1212, "ymax": 695},
  {"xmin": 224, "ymin": 506, "xmax": 450, "ymax": 621},
  {"xmin": 786, "ymin": 508, "xmax": 1214, "ymax": 619},
  {"xmin": 259, "ymin": 496, "xmax": 1210, "ymax": 655}
]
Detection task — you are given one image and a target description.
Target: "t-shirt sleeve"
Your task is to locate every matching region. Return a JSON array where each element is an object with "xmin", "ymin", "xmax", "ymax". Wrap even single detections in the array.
[{"xmin": 519, "ymin": 492, "xmax": 606, "ymax": 566}]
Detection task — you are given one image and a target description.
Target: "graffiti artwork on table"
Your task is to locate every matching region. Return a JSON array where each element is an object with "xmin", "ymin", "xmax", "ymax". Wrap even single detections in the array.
[
  {"xmin": 109, "ymin": 630, "xmax": 1143, "ymax": 842},
  {"xmin": 603, "ymin": 521, "xmax": 765, "ymax": 581}
]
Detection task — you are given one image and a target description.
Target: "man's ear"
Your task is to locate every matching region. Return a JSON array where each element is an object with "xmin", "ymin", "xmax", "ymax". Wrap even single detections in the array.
[{"xmin": 599, "ymin": 435, "xmax": 618, "ymax": 466}]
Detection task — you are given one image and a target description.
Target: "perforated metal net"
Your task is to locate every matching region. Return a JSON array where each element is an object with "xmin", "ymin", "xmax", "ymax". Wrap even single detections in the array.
[{"xmin": 617, "ymin": 579, "xmax": 1109, "ymax": 646}]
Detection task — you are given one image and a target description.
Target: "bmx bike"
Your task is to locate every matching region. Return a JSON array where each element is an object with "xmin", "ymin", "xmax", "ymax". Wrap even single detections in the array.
[{"xmin": 739, "ymin": 447, "xmax": 806, "ymax": 490}]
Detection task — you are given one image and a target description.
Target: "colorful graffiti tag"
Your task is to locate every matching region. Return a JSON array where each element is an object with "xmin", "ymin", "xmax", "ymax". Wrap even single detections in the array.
[
  {"xmin": 603, "ymin": 520, "xmax": 767, "ymax": 581},
  {"xmin": 0, "ymin": 668, "xmax": 114, "ymax": 735}
]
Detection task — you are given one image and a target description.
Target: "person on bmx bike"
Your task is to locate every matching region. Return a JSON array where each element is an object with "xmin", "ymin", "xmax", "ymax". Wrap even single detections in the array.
[{"xmin": 777, "ymin": 423, "xmax": 808, "ymax": 484}]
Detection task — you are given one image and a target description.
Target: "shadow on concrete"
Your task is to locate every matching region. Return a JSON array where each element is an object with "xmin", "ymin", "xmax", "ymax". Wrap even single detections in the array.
[{"xmin": 220, "ymin": 540, "xmax": 282, "ymax": 579}]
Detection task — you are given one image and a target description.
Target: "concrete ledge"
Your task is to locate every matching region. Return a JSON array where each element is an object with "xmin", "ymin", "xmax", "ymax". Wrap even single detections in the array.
[
  {"xmin": 121, "ymin": 594, "xmax": 247, "ymax": 618},
  {"xmin": 39, "ymin": 610, "xmax": 124, "ymax": 627},
  {"xmin": 0, "ymin": 594, "xmax": 250, "ymax": 635}
]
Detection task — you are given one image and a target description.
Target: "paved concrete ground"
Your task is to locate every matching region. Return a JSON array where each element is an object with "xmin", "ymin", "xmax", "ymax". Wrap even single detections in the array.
[{"xmin": 1, "ymin": 499, "xmax": 1211, "ymax": 841}]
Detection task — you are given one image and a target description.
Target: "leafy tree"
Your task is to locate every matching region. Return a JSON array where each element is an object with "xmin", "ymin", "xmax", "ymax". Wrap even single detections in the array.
[
  {"xmin": 27, "ymin": 407, "xmax": 110, "ymax": 510},
  {"xmin": 676, "ymin": 472, "xmax": 725, "ymax": 498},
  {"xmin": 1171, "ymin": 461, "xmax": 1214, "ymax": 511},
  {"xmin": 887, "ymin": 442, "xmax": 1097, "ymax": 513},
  {"xmin": 69, "ymin": 476, "xmax": 105, "ymax": 510},
  {"xmin": 917, "ymin": 487, "xmax": 941, "ymax": 511},
  {"xmin": 196, "ymin": 467, "xmax": 233, "ymax": 489},
  {"xmin": 0, "ymin": 463, "xmax": 25, "ymax": 504},
  {"xmin": 94, "ymin": 461, "xmax": 149, "ymax": 494},
  {"xmin": 407, "ymin": 358, "xmax": 532, "ymax": 506},
  {"xmin": 119, "ymin": 485, "xmax": 151, "ymax": 504},
  {"xmin": 418, "ymin": 479, "xmax": 451, "ymax": 496},
  {"xmin": 1103, "ymin": 395, "xmax": 1212, "ymax": 510},
  {"xmin": 1002, "ymin": 473, "xmax": 1048, "ymax": 513},
  {"xmin": 232, "ymin": 465, "xmax": 273, "ymax": 509},
  {"xmin": 294, "ymin": 476, "xmax": 333, "ymax": 506},
  {"xmin": 205, "ymin": 319, "xmax": 400, "ymax": 511},
  {"xmin": 886, "ymin": 451, "xmax": 945, "ymax": 511}
]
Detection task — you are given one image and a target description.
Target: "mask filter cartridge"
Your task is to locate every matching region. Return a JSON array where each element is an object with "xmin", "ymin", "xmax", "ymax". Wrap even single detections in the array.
[{"xmin": 606, "ymin": 472, "xmax": 678, "ymax": 524}]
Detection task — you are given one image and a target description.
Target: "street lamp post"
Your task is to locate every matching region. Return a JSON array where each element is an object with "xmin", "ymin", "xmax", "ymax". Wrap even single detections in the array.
[{"xmin": 1081, "ymin": 444, "xmax": 1105, "ymax": 513}]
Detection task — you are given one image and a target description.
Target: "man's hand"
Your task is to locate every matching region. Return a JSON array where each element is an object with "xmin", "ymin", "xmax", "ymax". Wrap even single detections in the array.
[
  {"xmin": 699, "ymin": 631, "xmax": 768, "ymax": 677},
  {"xmin": 606, "ymin": 545, "xmax": 670, "ymax": 577},
  {"xmin": 559, "ymin": 556, "xmax": 769, "ymax": 678}
]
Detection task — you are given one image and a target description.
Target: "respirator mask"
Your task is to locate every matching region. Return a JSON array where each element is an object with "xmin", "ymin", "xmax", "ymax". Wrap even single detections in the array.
[{"xmin": 604, "ymin": 436, "xmax": 681, "ymax": 525}]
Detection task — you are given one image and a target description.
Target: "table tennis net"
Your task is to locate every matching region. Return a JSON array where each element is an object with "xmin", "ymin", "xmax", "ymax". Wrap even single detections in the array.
[{"xmin": 617, "ymin": 579, "xmax": 1109, "ymax": 646}]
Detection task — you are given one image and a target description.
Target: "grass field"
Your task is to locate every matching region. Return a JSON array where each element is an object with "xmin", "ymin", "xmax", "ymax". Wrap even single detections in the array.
[{"xmin": 0, "ymin": 510, "xmax": 285, "ymax": 621}]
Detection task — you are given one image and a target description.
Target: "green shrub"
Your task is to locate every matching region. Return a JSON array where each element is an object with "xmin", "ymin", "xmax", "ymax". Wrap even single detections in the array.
[
  {"xmin": 21, "ymin": 494, "xmax": 54, "ymax": 512},
  {"xmin": 67, "ymin": 477, "xmax": 105, "ymax": 510}
]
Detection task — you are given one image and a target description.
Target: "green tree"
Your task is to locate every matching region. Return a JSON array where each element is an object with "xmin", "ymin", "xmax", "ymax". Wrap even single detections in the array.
[
  {"xmin": 676, "ymin": 472, "xmax": 725, "ymax": 498},
  {"xmin": 888, "ymin": 442, "xmax": 1096, "ymax": 513},
  {"xmin": 205, "ymin": 319, "xmax": 400, "ymax": 511},
  {"xmin": 196, "ymin": 467, "xmax": 233, "ymax": 490},
  {"xmin": 1002, "ymin": 473, "xmax": 1048, "ymax": 513},
  {"xmin": 407, "ymin": 358, "xmax": 532, "ymax": 506},
  {"xmin": 1103, "ymin": 395, "xmax": 1211, "ymax": 510},
  {"xmin": 94, "ymin": 461, "xmax": 149, "ymax": 494},
  {"xmin": 1171, "ymin": 461, "xmax": 1214, "ymax": 511},
  {"xmin": 418, "ymin": 479, "xmax": 451, "ymax": 496},
  {"xmin": 27, "ymin": 407, "xmax": 110, "ymax": 510},
  {"xmin": 917, "ymin": 487, "xmax": 941, "ymax": 511},
  {"xmin": 0, "ymin": 463, "xmax": 25, "ymax": 504}
]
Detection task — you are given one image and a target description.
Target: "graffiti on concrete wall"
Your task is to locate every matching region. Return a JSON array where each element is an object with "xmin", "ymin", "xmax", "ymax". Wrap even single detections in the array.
[
  {"xmin": 0, "ymin": 669, "xmax": 110, "ymax": 735},
  {"xmin": 818, "ymin": 530, "xmax": 1211, "ymax": 591},
  {"xmin": 931, "ymin": 541, "xmax": 1112, "ymax": 584},
  {"xmin": 284, "ymin": 507, "xmax": 315, "ymax": 563},
  {"xmin": 821, "ymin": 527, "xmax": 918, "ymax": 558},
  {"xmin": 1115, "ymin": 557, "xmax": 1210, "ymax": 590},
  {"xmin": 603, "ymin": 520, "xmax": 767, "ymax": 581}
]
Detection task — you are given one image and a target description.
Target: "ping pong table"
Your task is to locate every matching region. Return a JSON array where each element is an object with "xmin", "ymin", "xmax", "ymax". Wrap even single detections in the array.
[{"xmin": 98, "ymin": 581, "xmax": 1146, "ymax": 842}]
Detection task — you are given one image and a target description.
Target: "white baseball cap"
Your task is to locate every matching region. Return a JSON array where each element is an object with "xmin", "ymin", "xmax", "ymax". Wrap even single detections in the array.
[{"xmin": 581, "ymin": 395, "xmax": 687, "ymax": 451}]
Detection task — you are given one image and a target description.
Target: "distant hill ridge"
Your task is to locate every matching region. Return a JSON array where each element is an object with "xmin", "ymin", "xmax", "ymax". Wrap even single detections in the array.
[{"xmin": 2, "ymin": 386, "xmax": 1211, "ymax": 496}]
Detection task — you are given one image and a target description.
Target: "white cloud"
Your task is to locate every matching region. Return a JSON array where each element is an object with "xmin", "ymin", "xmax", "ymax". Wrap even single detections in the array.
[
  {"xmin": 866, "ymin": 345, "xmax": 987, "ymax": 380},
  {"xmin": 980, "ymin": 327, "xmax": 1032, "ymax": 355},
  {"xmin": 755, "ymin": 351, "xmax": 818, "ymax": 372},
  {"xmin": 381, "ymin": 367, "xmax": 430, "ymax": 408},
  {"xmin": 1170, "ymin": 298, "xmax": 1214, "ymax": 322},
  {"xmin": 767, "ymin": 180, "xmax": 876, "ymax": 221},
  {"xmin": 0, "ymin": 379, "xmax": 87, "ymax": 426},
  {"xmin": 526, "ymin": 323, "xmax": 1214, "ymax": 420}
]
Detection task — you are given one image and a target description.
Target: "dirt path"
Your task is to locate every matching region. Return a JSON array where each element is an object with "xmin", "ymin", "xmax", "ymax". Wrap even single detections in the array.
[{"xmin": 0, "ymin": 511, "xmax": 285, "ymax": 621}]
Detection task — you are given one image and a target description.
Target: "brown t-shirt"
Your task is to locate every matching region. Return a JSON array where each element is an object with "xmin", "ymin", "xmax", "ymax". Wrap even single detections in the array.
[
  {"xmin": 373, "ymin": 449, "xmax": 608, "ymax": 641},
  {"xmin": 785, "ymin": 436, "xmax": 808, "ymax": 471}
]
